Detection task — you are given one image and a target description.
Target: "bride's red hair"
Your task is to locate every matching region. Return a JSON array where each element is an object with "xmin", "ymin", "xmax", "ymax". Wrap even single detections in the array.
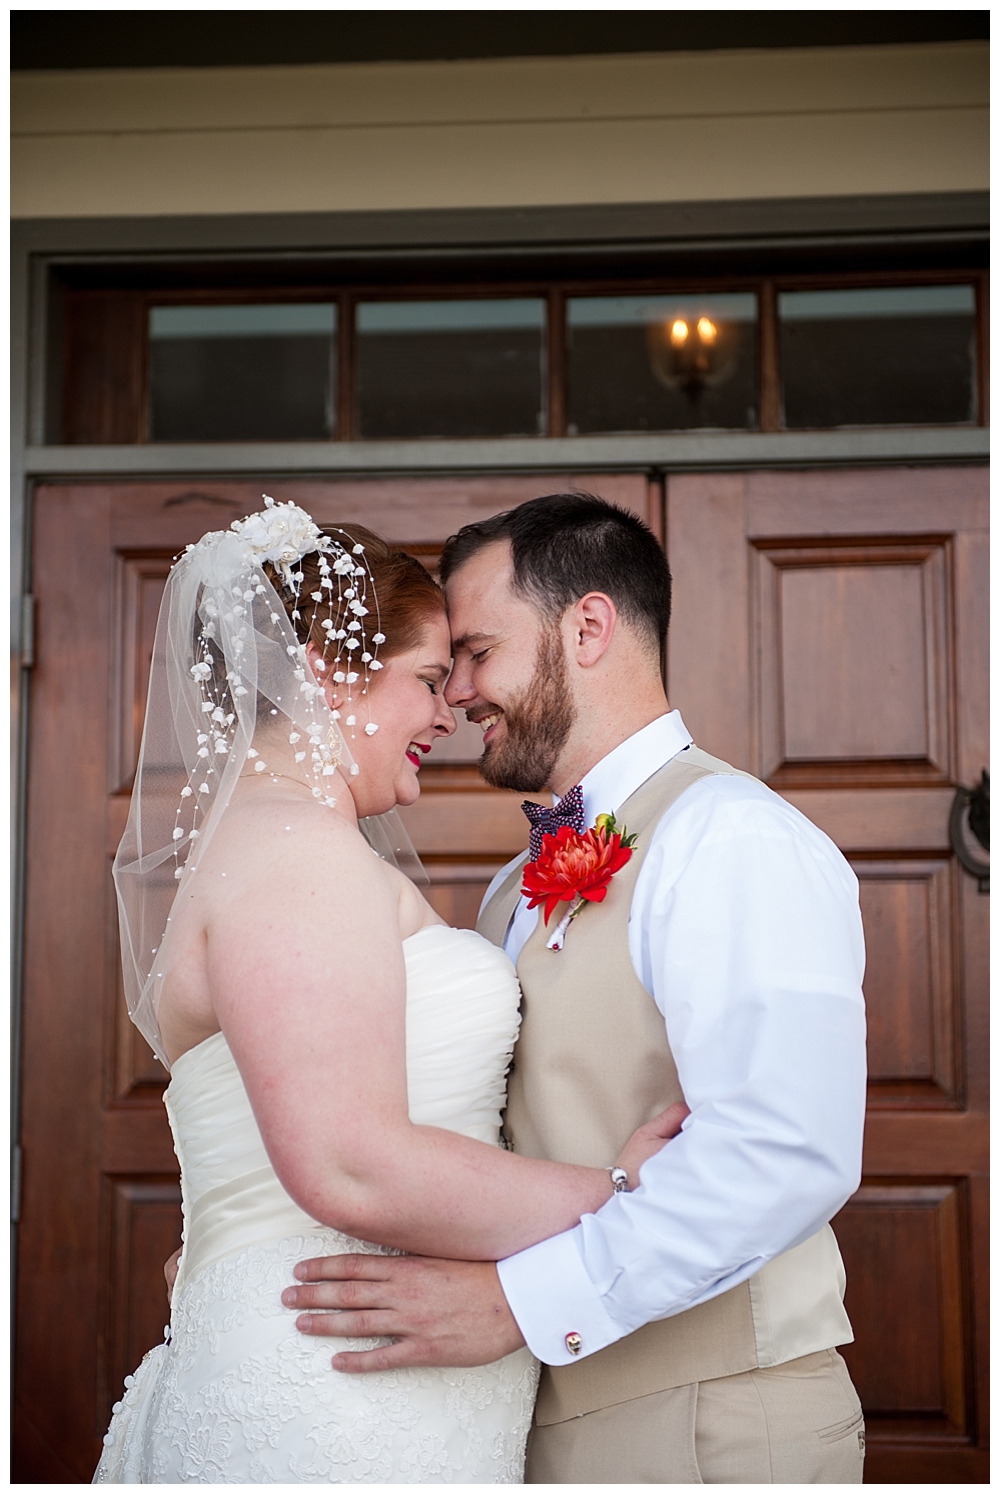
[{"xmin": 266, "ymin": 524, "xmax": 444, "ymax": 663}]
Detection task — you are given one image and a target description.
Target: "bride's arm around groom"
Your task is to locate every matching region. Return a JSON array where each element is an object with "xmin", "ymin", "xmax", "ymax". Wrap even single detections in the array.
[{"xmin": 290, "ymin": 493, "xmax": 868, "ymax": 1484}]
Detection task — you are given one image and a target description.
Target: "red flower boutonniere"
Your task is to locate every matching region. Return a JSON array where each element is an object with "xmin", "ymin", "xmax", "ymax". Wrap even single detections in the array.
[{"xmin": 522, "ymin": 812, "xmax": 638, "ymax": 950}]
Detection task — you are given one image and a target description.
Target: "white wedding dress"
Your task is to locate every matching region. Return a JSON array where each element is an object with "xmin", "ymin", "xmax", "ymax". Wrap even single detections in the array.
[{"xmin": 95, "ymin": 925, "xmax": 539, "ymax": 1484}]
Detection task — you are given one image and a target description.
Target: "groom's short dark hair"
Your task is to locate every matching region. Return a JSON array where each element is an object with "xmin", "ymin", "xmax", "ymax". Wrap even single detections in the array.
[{"xmin": 440, "ymin": 492, "xmax": 671, "ymax": 659}]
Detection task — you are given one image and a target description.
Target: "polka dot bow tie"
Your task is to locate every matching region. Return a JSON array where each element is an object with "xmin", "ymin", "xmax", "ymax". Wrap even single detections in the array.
[{"xmin": 521, "ymin": 784, "xmax": 586, "ymax": 862}]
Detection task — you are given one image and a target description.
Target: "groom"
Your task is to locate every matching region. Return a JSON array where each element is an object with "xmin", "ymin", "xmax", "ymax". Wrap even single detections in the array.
[{"xmin": 286, "ymin": 492, "xmax": 868, "ymax": 1482}]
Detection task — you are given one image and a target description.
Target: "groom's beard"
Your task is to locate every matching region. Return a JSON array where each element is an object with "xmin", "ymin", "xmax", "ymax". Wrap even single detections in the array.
[{"xmin": 476, "ymin": 624, "xmax": 576, "ymax": 793}]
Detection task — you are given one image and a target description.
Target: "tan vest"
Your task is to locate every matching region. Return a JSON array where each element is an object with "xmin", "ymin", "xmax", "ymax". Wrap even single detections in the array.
[{"xmin": 479, "ymin": 746, "xmax": 853, "ymax": 1424}]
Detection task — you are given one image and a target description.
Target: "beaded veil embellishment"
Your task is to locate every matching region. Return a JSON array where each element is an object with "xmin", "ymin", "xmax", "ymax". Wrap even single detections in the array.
[{"xmin": 171, "ymin": 497, "xmax": 385, "ymax": 882}]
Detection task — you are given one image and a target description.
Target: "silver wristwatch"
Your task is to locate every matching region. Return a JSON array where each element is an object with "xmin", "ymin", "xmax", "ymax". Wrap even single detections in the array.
[{"xmin": 606, "ymin": 1166, "xmax": 630, "ymax": 1193}]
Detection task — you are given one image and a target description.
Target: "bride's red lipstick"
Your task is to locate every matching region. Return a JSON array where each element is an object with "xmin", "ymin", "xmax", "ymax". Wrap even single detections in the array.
[{"xmin": 406, "ymin": 744, "xmax": 431, "ymax": 768}]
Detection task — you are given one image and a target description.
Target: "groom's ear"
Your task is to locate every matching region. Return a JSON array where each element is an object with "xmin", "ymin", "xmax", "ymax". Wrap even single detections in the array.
[{"xmin": 569, "ymin": 592, "xmax": 617, "ymax": 668}]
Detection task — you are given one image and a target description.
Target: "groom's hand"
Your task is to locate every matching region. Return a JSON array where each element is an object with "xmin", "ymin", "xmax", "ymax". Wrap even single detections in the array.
[
  {"xmin": 164, "ymin": 1247, "xmax": 182, "ymax": 1304},
  {"xmin": 282, "ymin": 1255, "xmax": 526, "ymax": 1372}
]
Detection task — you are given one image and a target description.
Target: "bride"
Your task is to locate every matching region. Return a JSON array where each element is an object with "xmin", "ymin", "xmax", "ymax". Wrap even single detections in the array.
[{"xmin": 96, "ymin": 498, "xmax": 683, "ymax": 1484}]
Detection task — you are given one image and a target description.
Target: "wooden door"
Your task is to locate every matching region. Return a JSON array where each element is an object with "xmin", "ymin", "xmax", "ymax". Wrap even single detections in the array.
[
  {"xmin": 14, "ymin": 472, "xmax": 658, "ymax": 1482},
  {"xmin": 667, "ymin": 466, "xmax": 988, "ymax": 1483}
]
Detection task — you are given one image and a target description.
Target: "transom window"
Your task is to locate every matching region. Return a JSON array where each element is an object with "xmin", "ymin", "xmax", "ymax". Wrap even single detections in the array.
[
  {"xmin": 777, "ymin": 285, "xmax": 978, "ymax": 428},
  {"xmin": 56, "ymin": 273, "xmax": 986, "ymax": 445},
  {"xmin": 355, "ymin": 299, "xmax": 546, "ymax": 440},
  {"xmin": 566, "ymin": 293, "xmax": 759, "ymax": 434},
  {"xmin": 148, "ymin": 303, "xmax": 337, "ymax": 441}
]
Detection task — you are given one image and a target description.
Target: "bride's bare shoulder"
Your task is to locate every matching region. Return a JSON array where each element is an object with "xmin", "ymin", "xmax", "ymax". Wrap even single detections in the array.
[{"xmin": 200, "ymin": 792, "xmax": 388, "ymax": 901}]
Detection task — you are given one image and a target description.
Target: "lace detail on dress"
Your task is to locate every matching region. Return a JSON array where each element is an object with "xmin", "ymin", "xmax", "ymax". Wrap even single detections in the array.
[{"xmin": 95, "ymin": 1233, "xmax": 539, "ymax": 1484}]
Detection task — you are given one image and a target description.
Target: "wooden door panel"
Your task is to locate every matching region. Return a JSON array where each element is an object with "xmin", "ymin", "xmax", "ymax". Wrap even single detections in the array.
[
  {"xmin": 100, "ymin": 1108, "xmax": 179, "ymax": 1174},
  {"xmin": 753, "ymin": 537, "xmax": 954, "ymax": 787},
  {"xmin": 106, "ymin": 882, "xmax": 169, "ymax": 1102},
  {"xmin": 667, "ymin": 466, "xmax": 988, "ymax": 1482},
  {"xmin": 101, "ymin": 473, "xmax": 658, "ymax": 550},
  {"xmin": 779, "ymin": 560, "xmax": 935, "ymax": 759},
  {"xmin": 17, "ymin": 472, "xmax": 657, "ymax": 1481},
  {"xmin": 782, "ymin": 787, "xmax": 954, "ymax": 851},
  {"xmin": 663, "ymin": 472, "xmax": 752, "ymax": 768},
  {"xmin": 422, "ymin": 871, "xmax": 499, "ymax": 932},
  {"xmin": 860, "ymin": 1111, "xmax": 987, "ymax": 1175},
  {"xmin": 855, "ymin": 859, "xmax": 960, "ymax": 1106},
  {"xmin": 110, "ymin": 552, "xmax": 175, "ymax": 794},
  {"xmin": 745, "ymin": 465, "xmax": 990, "ymax": 538},
  {"xmin": 836, "ymin": 1182, "xmax": 972, "ymax": 1430},
  {"xmin": 100, "ymin": 1178, "xmax": 183, "ymax": 1433},
  {"xmin": 17, "ymin": 487, "xmax": 112, "ymax": 1480},
  {"xmin": 954, "ymin": 529, "xmax": 989, "ymax": 784}
]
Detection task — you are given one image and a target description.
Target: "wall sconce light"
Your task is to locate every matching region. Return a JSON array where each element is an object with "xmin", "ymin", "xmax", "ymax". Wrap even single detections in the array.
[{"xmin": 646, "ymin": 312, "xmax": 736, "ymax": 402}]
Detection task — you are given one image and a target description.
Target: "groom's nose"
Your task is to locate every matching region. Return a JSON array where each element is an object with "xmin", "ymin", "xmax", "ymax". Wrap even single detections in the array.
[{"xmin": 444, "ymin": 657, "xmax": 476, "ymax": 709}]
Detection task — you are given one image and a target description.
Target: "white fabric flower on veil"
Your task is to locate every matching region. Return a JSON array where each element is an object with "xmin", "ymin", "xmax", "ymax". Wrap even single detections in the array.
[{"xmin": 231, "ymin": 495, "xmax": 330, "ymax": 583}]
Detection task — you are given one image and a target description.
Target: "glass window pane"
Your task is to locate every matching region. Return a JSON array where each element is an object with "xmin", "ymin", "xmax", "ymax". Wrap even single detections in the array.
[
  {"xmin": 567, "ymin": 293, "xmax": 758, "ymax": 433},
  {"xmin": 148, "ymin": 303, "xmax": 336, "ymax": 441},
  {"xmin": 355, "ymin": 299, "xmax": 545, "ymax": 439},
  {"xmin": 779, "ymin": 285, "xmax": 977, "ymax": 428}
]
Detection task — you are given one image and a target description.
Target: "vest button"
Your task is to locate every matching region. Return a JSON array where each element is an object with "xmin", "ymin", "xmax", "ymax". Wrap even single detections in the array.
[{"xmin": 565, "ymin": 1332, "xmax": 582, "ymax": 1355}]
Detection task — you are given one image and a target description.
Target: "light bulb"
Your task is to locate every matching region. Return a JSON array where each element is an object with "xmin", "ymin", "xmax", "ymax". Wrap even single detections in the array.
[
  {"xmin": 670, "ymin": 319, "xmax": 689, "ymax": 345},
  {"xmin": 697, "ymin": 317, "xmax": 718, "ymax": 344}
]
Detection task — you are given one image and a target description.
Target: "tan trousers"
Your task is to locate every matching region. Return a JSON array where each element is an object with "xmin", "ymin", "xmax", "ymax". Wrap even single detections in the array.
[{"xmin": 526, "ymin": 1348, "xmax": 865, "ymax": 1484}]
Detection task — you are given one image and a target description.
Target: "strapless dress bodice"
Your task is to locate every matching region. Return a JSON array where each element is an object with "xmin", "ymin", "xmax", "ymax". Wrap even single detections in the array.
[{"xmin": 166, "ymin": 924, "xmax": 522, "ymax": 1290}]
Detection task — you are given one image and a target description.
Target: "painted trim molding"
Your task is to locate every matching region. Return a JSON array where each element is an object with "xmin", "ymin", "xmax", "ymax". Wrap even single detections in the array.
[
  {"xmin": 12, "ymin": 192, "xmax": 989, "ymax": 259},
  {"xmin": 22, "ymin": 428, "xmax": 990, "ymax": 481}
]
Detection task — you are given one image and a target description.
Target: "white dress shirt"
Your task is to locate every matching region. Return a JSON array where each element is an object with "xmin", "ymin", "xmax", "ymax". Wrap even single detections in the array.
[{"xmin": 490, "ymin": 711, "xmax": 867, "ymax": 1367}]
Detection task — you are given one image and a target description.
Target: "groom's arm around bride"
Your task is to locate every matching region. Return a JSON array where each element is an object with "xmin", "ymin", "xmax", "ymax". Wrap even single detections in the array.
[{"xmin": 287, "ymin": 493, "xmax": 868, "ymax": 1484}]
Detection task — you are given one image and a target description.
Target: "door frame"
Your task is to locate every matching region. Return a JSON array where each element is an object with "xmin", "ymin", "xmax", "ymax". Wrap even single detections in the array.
[{"xmin": 10, "ymin": 197, "xmax": 989, "ymax": 1423}]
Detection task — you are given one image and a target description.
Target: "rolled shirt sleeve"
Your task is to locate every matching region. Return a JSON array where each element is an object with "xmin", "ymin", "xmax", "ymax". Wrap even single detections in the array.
[{"xmin": 497, "ymin": 773, "xmax": 867, "ymax": 1365}]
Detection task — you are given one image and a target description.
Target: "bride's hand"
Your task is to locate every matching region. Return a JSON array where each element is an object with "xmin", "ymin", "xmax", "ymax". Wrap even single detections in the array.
[{"xmin": 614, "ymin": 1101, "xmax": 690, "ymax": 1190}]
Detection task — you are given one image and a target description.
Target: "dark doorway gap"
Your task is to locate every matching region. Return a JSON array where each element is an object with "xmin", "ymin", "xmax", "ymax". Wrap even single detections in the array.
[{"xmin": 12, "ymin": 11, "xmax": 989, "ymax": 73}]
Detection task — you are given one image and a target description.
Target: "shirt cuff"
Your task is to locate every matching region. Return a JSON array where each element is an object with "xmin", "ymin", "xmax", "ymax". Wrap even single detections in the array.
[{"xmin": 497, "ymin": 1225, "xmax": 622, "ymax": 1366}]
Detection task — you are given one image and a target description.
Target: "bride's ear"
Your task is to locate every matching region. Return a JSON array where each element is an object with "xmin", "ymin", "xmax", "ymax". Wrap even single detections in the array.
[{"xmin": 304, "ymin": 641, "xmax": 343, "ymax": 709}]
